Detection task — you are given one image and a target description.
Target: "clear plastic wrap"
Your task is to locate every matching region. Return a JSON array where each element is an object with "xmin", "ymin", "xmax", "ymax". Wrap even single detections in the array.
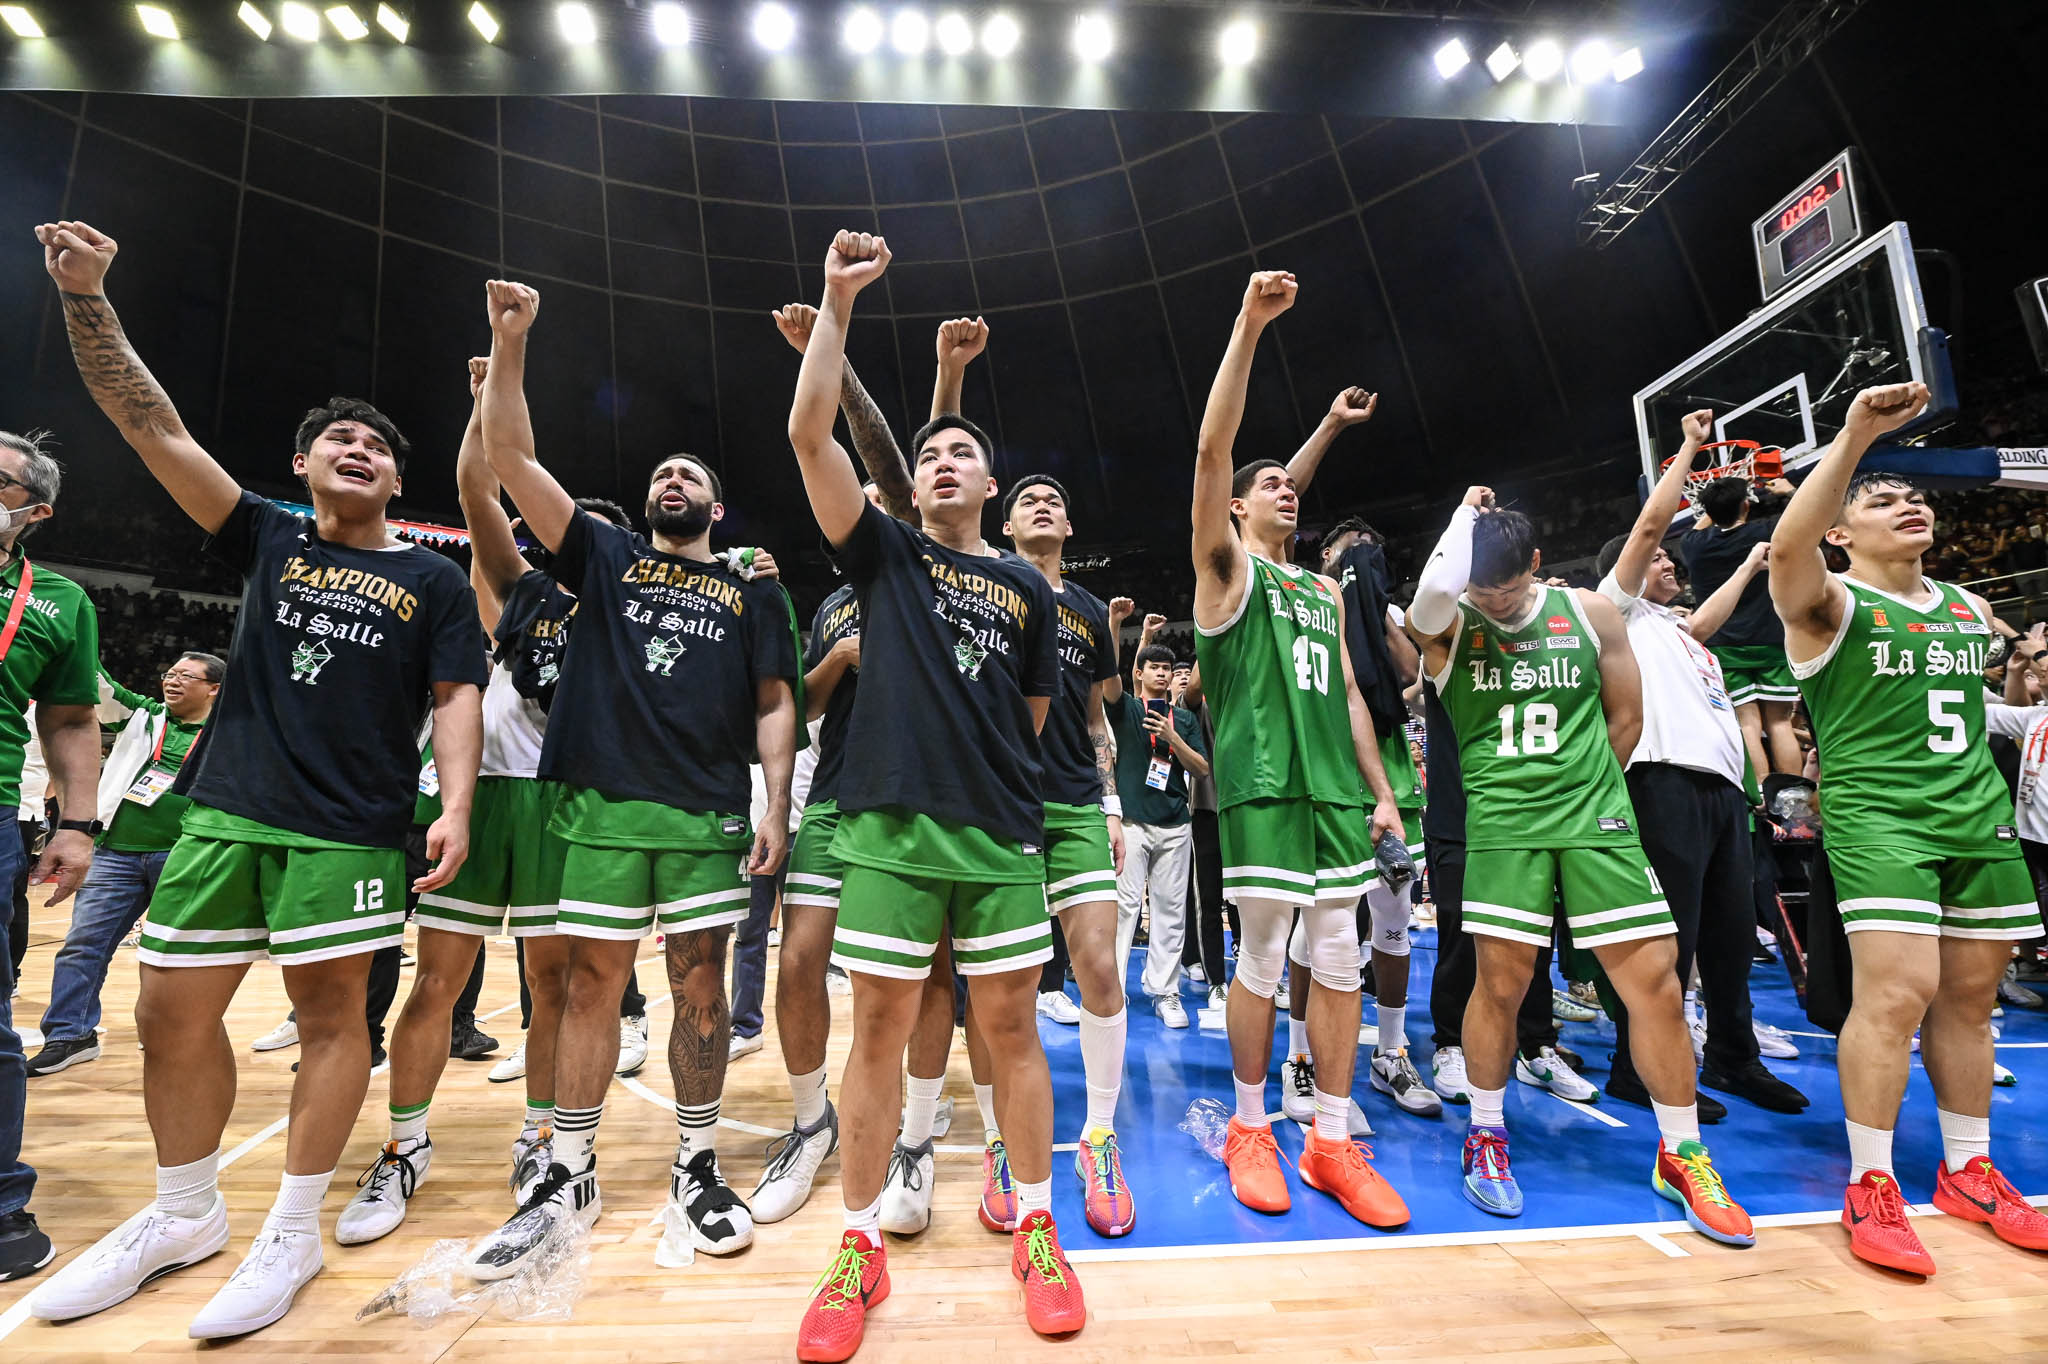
[
  {"xmin": 1179, "ymin": 1096, "xmax": 1233, "ymax": 1162},
  {"xmin": 357, "ymin": 1221, "xmax": 590, "ymax": 1324}
]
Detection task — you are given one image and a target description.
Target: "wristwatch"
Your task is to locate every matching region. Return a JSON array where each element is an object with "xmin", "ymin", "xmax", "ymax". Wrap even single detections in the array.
[{"xmin": 56, "ymin": 818, "xmax": 103, "ymax": 836}]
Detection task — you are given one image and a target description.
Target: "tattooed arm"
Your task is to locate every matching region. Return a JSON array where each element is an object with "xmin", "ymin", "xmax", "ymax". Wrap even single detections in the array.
[
  {"xmin": 38, "ymin": 221, "xmax": 240, "ymax": 534},
  {"xmin": 773, "ymin": 302, "xmax": 916, "ymax": 524},
  {"xmin": 1090, "ymin": 678, "xmax": 1126, "ymax": 875}
]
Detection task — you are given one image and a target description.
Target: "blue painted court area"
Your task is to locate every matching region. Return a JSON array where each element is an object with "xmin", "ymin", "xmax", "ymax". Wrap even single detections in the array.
[{"xmin": 1029, "ymin": 928, "xmax": 2048, "ymax": 1255}]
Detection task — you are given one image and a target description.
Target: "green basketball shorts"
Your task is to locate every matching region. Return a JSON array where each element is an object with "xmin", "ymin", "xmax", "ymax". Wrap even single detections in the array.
[
  {"xmin": 1044, "ymin": 801, "xmax": 1117, "ymax": 914},
  {"xmin": 555, "ymin": 843, "xmax": 752, "ymax": 940},
  {"xmin": 783, "ymin": 799, "xmax": 848, "ymax": 913},
  {"xmin": 415, "ymin": 776, "xmax": 566, "ymax": 938},
  {"xmin": 1462, "ymin": 844, "xmax": 1675, "ymax": 950},
  {"xmin": 832, "ymin": 863, "xmax": 1052, "ymax": 979},
  {"xmin": 139, "ymin": 825, "xmax": 407, "ymax": 968},
  {"xmin": 1218, "ymin": 797, "xmax": 1376, "ymax": 907},
  {"xmin": 1712, "ymin": 643, "xmax": 1799, "ymax": 708},
  {"xmin": 1828, "ymin": 843, "xmax": 2040, "ymax": 940}
]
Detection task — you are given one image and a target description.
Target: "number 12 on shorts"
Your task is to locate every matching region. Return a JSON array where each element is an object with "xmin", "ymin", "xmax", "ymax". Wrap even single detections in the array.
[{"xmin": 352, "ymin": 878, "xmax": 386, "ymax": 913}]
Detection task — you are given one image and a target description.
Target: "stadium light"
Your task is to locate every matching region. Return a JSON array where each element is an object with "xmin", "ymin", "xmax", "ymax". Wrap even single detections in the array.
[
  {"xmin": 1217, "ymin": 17, "xmax": 1258, "ymax": 67},
  {"xmin": 1613, "ymin": 45, "xmax": 1643, "ymax": 81},
  {"xmin": 1484, "ymin": 41, "xmax": 1518, "ymax": 81},
  {"xmin": 0, "ymin": 5, "xmax": 41, "ymax": 37},
  {"xmin": 753, "ymin": 2, "xmax": 795, "ymax": 50},
  {"xmin": 1523, "ymin": 38, "xmax": 1563, "ymax": 81},
  {"xmin": 842, "ymin": 6, "xmax": 880, "ymax": 52},
  {"xmin": 934, "ymin": 10, "xmax": 971, "ymax": 55},
  {"xmin": 467, "ymin": 1, "xmax": 498, "ymax": 42},
  {"xmin": 375, "ymin": 3, "xmax": 407, "ymax": 40},
  {"xmin": 979, "ymin": 11, "xmax": 1018, "ymax": 56},
  {"xmin": 651, "ymin": 1, "xmax": 688, "ymax": 45},
  {"xmin": 890, "ymin": 7, "xmax": 927, "ymax": 54},
  {"xmin": 1570, "ymin": 39, "xmax": 1611, "ymax": 84},
  {"xmin": 1071, "ymin": 12, "xmax": 1112, "ymax": 62},
  {"xmin": 1433, "ymin": 37, "xmax": 1469, "ymax": 79},
  {"xmin": 279, "ymin": 1, "xmax": 319, "ymax": 39},
  {"xmin": 235, "ymin": 2, "xmax": 271, "ymax": 39},
  {"xmin": 557, "ymin": 1, "xmax": 596, "ymax": 44},
  {"xmin": 135, "ymin": 4, "xmax": 179, "ymax": 39},
  {"xmin": 326, "ymin": 5, "xmax": 369, "ymax": 40}
]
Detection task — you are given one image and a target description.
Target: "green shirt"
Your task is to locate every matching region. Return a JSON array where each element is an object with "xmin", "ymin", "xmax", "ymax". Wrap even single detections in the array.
[
  {"xmin": 1106, "ymin": 692, "xmax": 1206, "ymax": 827},
  {"xmin": 101, "ymin": 673, "xmax": 206, "ymax": 853},
  {"xmin": 0, "ymin": 557, "xmax": 100, "ymax": 809}
]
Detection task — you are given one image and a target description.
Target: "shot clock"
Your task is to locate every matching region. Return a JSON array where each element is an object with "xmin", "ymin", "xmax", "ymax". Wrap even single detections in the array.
[{"xmin": 1753, "ymin": 149, "xmax": 1865, "ymax": 300}]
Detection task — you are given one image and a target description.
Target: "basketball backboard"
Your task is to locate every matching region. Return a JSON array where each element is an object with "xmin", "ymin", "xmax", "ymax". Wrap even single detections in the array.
[{"xmin": 1634, "ymin": 221, "xmax": 1957, "ymax": 485}]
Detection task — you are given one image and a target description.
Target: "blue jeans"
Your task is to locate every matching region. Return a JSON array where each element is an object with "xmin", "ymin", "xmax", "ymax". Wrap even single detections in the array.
[
  {"xmin": 0, "ymin": 824, "xmax": 32, "ymax": 1214},
  {"xmin": 729, "ymin": 864, "xmax": 785, "ymax": 1039},
  {"xmin": 39, "ymin": 847, "xmax": 170, "ymax": 1044}
]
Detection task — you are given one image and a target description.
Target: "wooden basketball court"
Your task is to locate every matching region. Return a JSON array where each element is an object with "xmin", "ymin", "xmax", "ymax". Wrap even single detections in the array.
[{"xmin": 6, "ymin": 889, "xmax": 2047, "ymax": 1362}]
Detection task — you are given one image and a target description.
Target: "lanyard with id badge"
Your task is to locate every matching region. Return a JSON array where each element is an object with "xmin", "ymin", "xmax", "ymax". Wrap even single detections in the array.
[{"xmin": 124, "ymin": 715, "xmax": 197, "ymax": 807}]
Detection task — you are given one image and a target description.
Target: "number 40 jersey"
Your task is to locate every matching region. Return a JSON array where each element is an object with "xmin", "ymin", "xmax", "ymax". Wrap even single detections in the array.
[
  {"xmin": 1195, "ymin": 553, "xmax": 1366, "ymax": 813},
  {"xmin": 1434, "ymin": 584, "xmax": 1637, "ymax": 853},
  {"xmin": 1793, "ymin": 576, "xmax": 2015, "ymax": 857}
]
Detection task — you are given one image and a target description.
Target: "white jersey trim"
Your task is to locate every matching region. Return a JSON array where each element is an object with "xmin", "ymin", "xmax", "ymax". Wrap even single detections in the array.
[{"xmin": 1196, "ymin": 548, "xmax": 1260, "ymax": 639}]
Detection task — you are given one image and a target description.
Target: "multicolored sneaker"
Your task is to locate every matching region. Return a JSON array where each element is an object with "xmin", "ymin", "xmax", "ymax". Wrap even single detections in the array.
[
  {"xmin": 1933, "ymin": 1156, "xmax": 2048, "ymax": 1251},
  {"xmin": 1652, "ymin": 1139, "xmax": 1754, "ymax": 1247},
  {"xmin": 1012, "ymin": 1210, "xmax": 1086, "ymax": 1336},
  {"xmin": 1843, "ymin": 1171, "xmax": 1934, "ymax": 1275},
  {"xmin": 978, "ymin": 1138, "xmax": 1018, "ymax": 1232},
  {"xmin": 1074, "ymin": 1130, "xmax": 1135, "ymax": 1237},
  {"xmin": 1222, "ymin": 1116, "xmax": 1290, "ymax": 1214},
  {"xmin": 796, "ymin": 1230, "xmax": 890, "ymax": 1363},
  {"xmin": 1300, "ymin": 1132, "xmax": 1409, "ymax": 1228},
  {"xmin": 1461, "ymin": 1126, "xmax": 1522, "ymax": 1218}
]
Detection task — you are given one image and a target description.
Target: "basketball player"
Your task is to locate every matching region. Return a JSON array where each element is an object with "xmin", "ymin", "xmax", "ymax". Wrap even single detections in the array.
[
  {"xmin": 1192, "ymin": 271, "xmax": 1408, "ymax": 1228},
  {"xmin": 786, "ymin": 231, "xmax": 1083, "ymax": 1359},
  {"xmin": 1769, "ymin": 381, "xmax": 2048, "ymax": 1274},
  {"xmin": 1407, "ymin": 484, "xmax": 1752, "ymax": 1245},
  {"xmin": 463, "ymin": 280, "xmax": 800, "ymax": 1276},
  {"xmin": 1593, "ymin": 409, "xmax": 1807, "ymax": 1118},
  {"xmin": 30, "ymin": 220, "xmax": 488, "ymax": 1336},
  {"xmin": 1683, "ymin": 472, "xmax": 1800, "ymax": 776}
]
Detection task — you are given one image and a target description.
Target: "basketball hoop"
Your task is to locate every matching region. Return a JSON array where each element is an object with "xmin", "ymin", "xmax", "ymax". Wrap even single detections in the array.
[{"xmin": 1661, "ymin": 439, "xmax": 1785, "ymax": 508}]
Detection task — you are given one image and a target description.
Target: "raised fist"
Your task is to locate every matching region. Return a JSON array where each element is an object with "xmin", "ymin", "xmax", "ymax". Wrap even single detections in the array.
[
  {"xmin": 773, "ymin": 303, "xmax": 818, "ymax": 354},
  {"xmin": 1744, "ymin": 542, "xmax": 1771, "ymax": 572},
  {"xmin": 1462, "ymin": 485, "xmax": 1495, "ymax": 511},
  {"xmin": 936, "ymin": 316, "xmax": 989, "ymax": 368},
  {"xmin": 37, "ymin": 220, "xmax": 118, "ymax": 294},
  {"xmin": 1141, "ymin": 612, "xmax": 1168, "ymax": 636},
  {"xmin": 1242, "ymin": 270, "xmax": 1298, "ymax": 325},
  {"xmin": 1107, "ymin": 596, "xmax": 1135, "ymax": 624},
  {"xmin": 825, "ymin": 231, "xmax": 891, "ymax": 293},
  {"xmin": 1844, "ymin": 382, "xmax": 1930, "ymax": 441},
  {"xmin": 1330, "ymin": 387, "xmax": 1378, "ymax": 427},
  {"xmin": 1680, "ymin": 408, "xmax": 1714, "ymax": 446},
  {"xmin": 486, "ymin": 279, "xmax": 540, "ymax": 337},
  {"xmin": 468, "ymin": 355, "xmax": 489, "ymax": 399}
]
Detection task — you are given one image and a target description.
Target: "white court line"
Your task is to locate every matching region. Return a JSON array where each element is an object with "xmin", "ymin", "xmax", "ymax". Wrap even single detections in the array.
[
  {"xmin": 1552, "ymin": 1093, "xmax": 1628, "ymax": 1128},
  {"xmin": 1637, "ymin": 1231, "xmax": 1690, "ymax": 1258},
  {"xmin": 1783, "ymin": 1030, "xmax": 1835, "ymax": 1039}
]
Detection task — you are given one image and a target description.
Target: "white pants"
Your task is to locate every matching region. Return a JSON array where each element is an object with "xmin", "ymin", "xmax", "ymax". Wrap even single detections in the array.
[{"xmin": 1114, "ymin": 821, "xmax": 1195, "ymax": 999}]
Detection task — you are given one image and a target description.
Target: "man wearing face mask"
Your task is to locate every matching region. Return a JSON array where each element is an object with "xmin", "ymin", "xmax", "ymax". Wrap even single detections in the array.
[
  {"xmin": 27, "ymin": 651, "xmax": 223, "ymax": 1078},
  {"xmin": 0, "ymin": 428, "xmax": 104, "ymax": 1284}
]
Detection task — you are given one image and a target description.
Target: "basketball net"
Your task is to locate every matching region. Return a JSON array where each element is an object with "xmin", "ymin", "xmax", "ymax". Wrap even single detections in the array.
[{"xmin": 1660, "ymin": 439, "xmax": 1785, "ymax": 509}]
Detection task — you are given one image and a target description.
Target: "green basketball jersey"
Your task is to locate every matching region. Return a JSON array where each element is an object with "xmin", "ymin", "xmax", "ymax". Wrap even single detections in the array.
[
  {"xmin": 1793, "ymin": 576, "xmax": 2016, "ymax": 857},
  {"xmin": 1437, "ymin": 585, "xmax": 1636, "ymax": 852},
  {"xmin": 1379, "ymin": 727, "xmax": 1422, "ymax": 812},
  {"xmin": 1194, "ymin": 553, "xmax": 1366, "ymax": 811}
]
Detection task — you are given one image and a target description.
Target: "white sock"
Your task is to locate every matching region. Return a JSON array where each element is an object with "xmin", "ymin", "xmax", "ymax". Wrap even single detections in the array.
[
  {"xmin": 675, "ymin": 1100, "xmax": 719, "ymax": 1160},
  {"xmin": 844, "ymin": 1193, "xmax": 882, "ymax": 1239},
  {"xmin": 1014, "ymin": 1175, "xmax": 1052, "ymax": 1218},
  {"xmin": 974, "ymin": 1081, "xmax": 1001, "ymax": 1142},
  {"xmin": 1312, "ymin": 1086, "xmax": 1348, "ymax": 1142},
  {"xmin": 1846, "ymin": 1119, "xmax": 1894, "ymax": 1181},
  {"xmin": 1378, "ymin": 1003, "xmax": 1407, "ymax": 1052},
  {"xmin": 263, "ymin": 1169, "xmax": 333, "ymax": 1238},
  {"xmin": 155, "ymin": 1151, "xmax": 219, "ymax": 1220},
  {"xmin": 1937, "ymin": 1108, "xmax": 1991, "ymax": 1174},
  {"xmin": 523, "ymin": 1099, "xmax": 555, "ymax": 1134},
  {"xmin": 1078, "ymin": 1006, "xmax": 1126, "ymax": 1138},
  {"xmin": 1288, "ymin": 1017, "xmax": 1309, "ymax": 1059},
  {"xmin": 1651, "ymin": 1100, "xmax": 1701, "ymax": 1148},
  {"xmin": 1683, "ymin": 988, "xmax": 1701, "ymax": 1026},
  {"xmin": 1233, "ymin": 1077, "xmax": 1268, "ymax": 1126},
  {"xmin": 901, "ymin": 1073, "xmax": 945, "ymax": 1146},
  {"xmin": 389, "ymin": 1098, "xmax": 429, "ymax": 1147},
  {"xmin": 788, "ymin": 1064, "xmax": 829, "ymax": 1130},
  {"xmin": 1469, "ymin": 1084, "xmax": 1506, "ymax": 1129},
  {"xmin": 554, "ymin": 1101, "xmax": 604, "ymax": 1173}
]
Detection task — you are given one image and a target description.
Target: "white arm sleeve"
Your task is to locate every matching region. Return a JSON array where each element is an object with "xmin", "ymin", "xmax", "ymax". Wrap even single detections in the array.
[{"xmin": 1408, "ymin": 505, "xmax": 1476, "ymax": 637}]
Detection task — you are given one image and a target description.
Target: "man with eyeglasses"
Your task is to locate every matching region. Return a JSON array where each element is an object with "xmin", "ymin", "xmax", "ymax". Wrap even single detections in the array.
[{"xmin": 27, "ymin": 652, "xmax": 223, "ymax": 1078}]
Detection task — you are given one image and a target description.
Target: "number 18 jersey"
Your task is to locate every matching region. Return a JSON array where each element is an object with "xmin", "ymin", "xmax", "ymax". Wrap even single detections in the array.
[
  {"xmin": 1793, "ymin": 575, "xmax": 2015, "ymax": 857},
  {"xmin": 1195, "ymin": 553, "xmax": 1365, "ymax": 811},
  {"xmin": 1436, "ymin": 585, "xmax": 1636, "ymax": 852}
]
